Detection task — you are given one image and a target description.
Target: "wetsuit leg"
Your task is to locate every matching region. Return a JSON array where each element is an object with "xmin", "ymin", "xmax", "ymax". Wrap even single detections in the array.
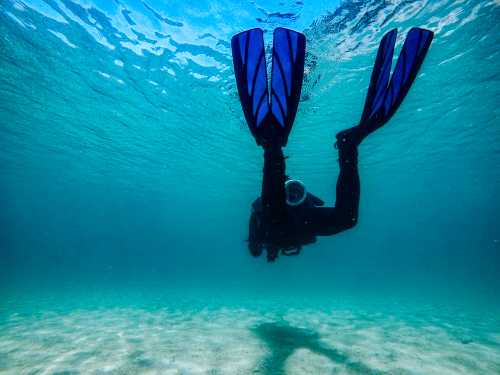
[
  {"xmin": 301, "ymin": 144, "xmax": 360, "ymax": 236},
  {"xmin": 261, "ymin": 146, "xmax": 288, "ymax": 260},
  {"xmin": 335, "ymin": 144, "xmax": 360, "ymax": 227}
]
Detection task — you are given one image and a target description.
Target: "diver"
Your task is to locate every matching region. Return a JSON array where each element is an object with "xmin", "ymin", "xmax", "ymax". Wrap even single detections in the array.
[{"xmin": 231, "ymin": 27, "xmax": 434, "ymax": 261}]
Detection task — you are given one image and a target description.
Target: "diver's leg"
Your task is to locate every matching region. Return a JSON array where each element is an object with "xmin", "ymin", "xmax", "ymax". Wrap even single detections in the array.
[
  {"xmin": 300, "ymin": 130, "xmax": 360, "ymax": 236},
  {"xmin": 261, "ymin": 146, "xmax": 288, "ymax": 260},
  {"xmin": 334, "ymin": 137, "xmax": 360, "ymax": 227},
  {"xmin": 262, "ymin": 146, "xmax": 286, "ymax": 211}
]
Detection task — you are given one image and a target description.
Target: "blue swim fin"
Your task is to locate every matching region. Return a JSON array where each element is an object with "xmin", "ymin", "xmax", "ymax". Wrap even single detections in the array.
[
  {"xmin": 269, "ymin": 28, "xmax": 306, "ymax": 146},
  {"xmin": 231, "ymin": 29, "xmax": 270, "ymax": 143},
  {"xmin": 360, "ymin": 27, "xmax": 434, "ymax": 134},
  {"xmin": 231, "ymin": 28, "xmax": 306, "ymax": 147}
]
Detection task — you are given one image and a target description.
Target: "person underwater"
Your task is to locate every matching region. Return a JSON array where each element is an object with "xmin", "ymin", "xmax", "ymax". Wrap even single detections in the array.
[{"xmin": 231, "ymin": 27, "xmax": 434, "ymax": 261}]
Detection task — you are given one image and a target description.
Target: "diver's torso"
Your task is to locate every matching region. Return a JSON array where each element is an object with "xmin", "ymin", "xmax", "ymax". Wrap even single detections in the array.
[{"xmin": 251, "ymin": 197, "xmax": 318, "ymax": 248}]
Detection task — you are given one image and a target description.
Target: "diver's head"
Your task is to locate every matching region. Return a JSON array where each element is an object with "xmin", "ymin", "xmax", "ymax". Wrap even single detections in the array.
[{"xmin": 285, "ymin": 179, "xmax": 307, "ymax": 206}]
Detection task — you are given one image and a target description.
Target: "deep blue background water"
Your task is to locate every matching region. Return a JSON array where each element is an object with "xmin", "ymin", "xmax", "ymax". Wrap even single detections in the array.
[{"xmin": 0, "ymin": 0, "xmax": 499, "ymax": 310}]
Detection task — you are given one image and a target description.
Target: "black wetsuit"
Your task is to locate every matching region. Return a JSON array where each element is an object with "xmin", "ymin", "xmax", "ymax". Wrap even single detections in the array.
[{"xmin": 248, "ymin": 139, "xmax": 360, "ymax": 261}]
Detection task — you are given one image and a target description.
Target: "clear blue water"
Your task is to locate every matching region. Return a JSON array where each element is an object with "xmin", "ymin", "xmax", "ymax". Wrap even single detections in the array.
[{"xmin": 1, "ymin": 0, "xmax": 499, "ymax": 373}]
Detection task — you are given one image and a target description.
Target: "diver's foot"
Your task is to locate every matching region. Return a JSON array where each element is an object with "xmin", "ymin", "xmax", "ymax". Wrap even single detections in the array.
[
  {"xmin": 335, "ymin": 126, "xmax": 362, "ymax": 166},
  {"xmin": 335, "ymin": 126, "xmax": 365, "ymax": 150}
]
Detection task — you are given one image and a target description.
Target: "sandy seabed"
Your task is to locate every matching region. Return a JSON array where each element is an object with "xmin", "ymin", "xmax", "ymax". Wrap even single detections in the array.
[{"xmin": 0, "ymin": 306, "xmax": 499, "ymax": 374}]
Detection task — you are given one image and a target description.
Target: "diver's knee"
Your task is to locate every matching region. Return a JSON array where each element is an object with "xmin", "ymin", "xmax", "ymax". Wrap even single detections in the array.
[{"xmin": 342, "ymin": 215, "xmax": 358, "ymax": 230}]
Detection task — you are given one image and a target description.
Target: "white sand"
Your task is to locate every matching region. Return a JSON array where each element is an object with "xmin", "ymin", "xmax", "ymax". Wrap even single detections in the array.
[{"xmin": 0, "ymin": 307, "xmax": 498, "ymax": 374}]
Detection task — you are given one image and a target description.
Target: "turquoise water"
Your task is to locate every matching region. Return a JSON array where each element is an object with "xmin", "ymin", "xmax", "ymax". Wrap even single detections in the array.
[{"xmin": 1, "ymin": 0, "xmax": 500, "ymax": 373}]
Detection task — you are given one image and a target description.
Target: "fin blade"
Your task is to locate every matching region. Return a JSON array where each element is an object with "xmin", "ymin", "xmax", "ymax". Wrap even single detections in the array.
[
  {"xmin": 360, "ymin": 29, "xmax": 397, "ymax": 124},
  {"xmin": 270, "ymin": 28, "xmax": 306, "ymax": 146},
  {"xmin": 361, "ymin": 27, "xmax": 434, "ymax": 130},
  {"xmin": 231, "ymin": 29, "xmax": 270, "ymax": 142},
  {"xmin": 382, "ymin": 27, "xmax": 434, "ymax": 120}
]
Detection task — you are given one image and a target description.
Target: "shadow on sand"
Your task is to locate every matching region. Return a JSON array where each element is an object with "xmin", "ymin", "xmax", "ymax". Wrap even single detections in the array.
[{"xmin": 251, "ymin": 322, "xmax": 383, "ymax": 374}]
